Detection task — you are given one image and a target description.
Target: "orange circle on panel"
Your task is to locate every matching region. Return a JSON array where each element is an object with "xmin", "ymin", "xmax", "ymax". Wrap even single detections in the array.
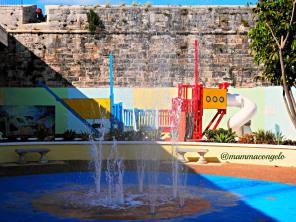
[{"xmin": 203, "ymin": 88, "xmax": 227, "ymax": 109}]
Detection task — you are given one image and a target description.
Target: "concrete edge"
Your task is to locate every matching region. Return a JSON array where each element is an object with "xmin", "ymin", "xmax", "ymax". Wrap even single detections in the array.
[{"xmin": 0, "ymin": 141, "xmax": 295, "ymax": 150}]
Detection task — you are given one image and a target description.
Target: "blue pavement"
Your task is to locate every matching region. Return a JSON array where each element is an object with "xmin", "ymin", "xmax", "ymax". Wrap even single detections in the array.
[{"xmin": 0, "ymin": 171, "xmax": 295, "ymax": 222}]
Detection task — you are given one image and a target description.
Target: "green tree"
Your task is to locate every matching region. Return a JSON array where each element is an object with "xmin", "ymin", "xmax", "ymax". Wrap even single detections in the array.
[
  {"xmin": 248, "ymin": 0, "xmax": 296, "ymax": 128},
  {"xmin": 87, "ymin": 9, "xmax": 105, "ymax": 33}
]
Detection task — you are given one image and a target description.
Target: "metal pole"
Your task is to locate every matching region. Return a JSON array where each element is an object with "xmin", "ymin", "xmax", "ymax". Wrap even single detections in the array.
[
  {"xmin": 109, "ymin": 53, "xmax": 114, "ymax": 129},
  {"xmin": 194, "ymin": 39, "xmax": 199, "ymax": 86}
]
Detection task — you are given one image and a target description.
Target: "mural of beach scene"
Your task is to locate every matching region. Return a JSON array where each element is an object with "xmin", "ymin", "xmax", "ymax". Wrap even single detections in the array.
[{"xmin": 0, "ymin": 105, "xmax": 55, "ymax": 139}]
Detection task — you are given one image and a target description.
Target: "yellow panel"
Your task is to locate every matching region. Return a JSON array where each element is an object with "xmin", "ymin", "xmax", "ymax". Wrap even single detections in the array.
[
  {"xmin": 94, "ymin": 98, "xmax": 111, "ymax": 118},
  {"xmin": 203, "ymin": 88, "xmax": 227, "ymax": 109},
  {"xmin": 133, "ymin": 88, "xmax": 178, "ymax": 109},
  {"xmin": 63, "ymin": 98, "xmax": 110, "ymax": 118}
]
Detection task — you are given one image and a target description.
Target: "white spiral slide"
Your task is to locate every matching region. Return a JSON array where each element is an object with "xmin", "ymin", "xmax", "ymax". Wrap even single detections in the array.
[{"xmin": 227, "ymin": 93, "xmax": 257, "ymax": 136}]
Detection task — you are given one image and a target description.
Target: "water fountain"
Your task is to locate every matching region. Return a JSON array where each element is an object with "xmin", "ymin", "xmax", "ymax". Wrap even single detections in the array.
[
  {"xmin": 90, "ymin": 137, "xmax": 103, "ymax": 193},
  {"xmin": 146, "ymin": 146, "xmax": 161, "ymax": 215},
  {"xmin": 136, "ymin": 148, "xmax": 146, "ymax": 193},
  {"xmin": 30, "ymin": 38, "xmax": 239, "ymax": 221},
  {"xmin": 27, "ymin": 109, "xmax": 242, "ymax": 217},
  {"xmin": 106, "ymin": 137, "xmax": 125, "ymax": 205},
  {"xmin": 171, "ymin": 97, "xmax": 189, "ymax": 207},
  {"xmin": 90, "ymin": 120, "xmax": 105, "ymax": 194}
]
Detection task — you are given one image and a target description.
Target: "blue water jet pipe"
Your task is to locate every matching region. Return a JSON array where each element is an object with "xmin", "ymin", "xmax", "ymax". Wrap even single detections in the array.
[
  {"xmin": 109, "ymin": 53, "xmax": 115, "ymax": 129},
  {"xmin": 39, "ymin": 53, "xmax": 118, "ymax": 134}
]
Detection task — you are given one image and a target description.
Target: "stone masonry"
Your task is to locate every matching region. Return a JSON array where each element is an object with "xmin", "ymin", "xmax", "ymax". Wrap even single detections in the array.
[
  {"xmin": 0, "ymin": 5, "xmax": 261, "ymax": 87},
  {"xmin": 0, "ymin": 5, "xmax": 37, "ymax": 30},
  {"xmin": 0, "ymin": 25, "xmax": 7, "ymax": 46}
]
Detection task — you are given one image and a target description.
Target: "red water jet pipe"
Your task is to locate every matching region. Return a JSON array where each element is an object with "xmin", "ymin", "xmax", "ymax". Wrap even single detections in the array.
[{"xmin": 194, "ymin": 39, "xmax": 198, "ymax": 86}]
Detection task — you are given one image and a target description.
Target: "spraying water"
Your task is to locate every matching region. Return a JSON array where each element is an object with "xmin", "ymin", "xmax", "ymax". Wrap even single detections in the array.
[
  {"xmin": 170, "ymin": 97, "xmax": 188, "ymax": 207},
  {"xmin": 147, "ymin": 146, "xmax": 161, "ymax": 215},
  {"xmin": 91, "ymin": 140, "xmax": 103, "ymax": 193},
  {"xmin": 136, "ymin": 149, "xmax": 146, "ymax": 193},
  {"xmin": 171, "ymin": 98, "xmax": 183, "ymax": 198},
  {"xmin": 178, "ymin": 163, "xmax": 188, "ymax": 208},
  {"xmin": 90, "ymin": 127, "xmax": 105, "ymax": 194},
  {"xmin": 89, "ymin": 94, "xmax": 187, "ymax": 212},
  {"xmin": 106, "ymin": 137, "xmax": 125, "ymax": 205}
]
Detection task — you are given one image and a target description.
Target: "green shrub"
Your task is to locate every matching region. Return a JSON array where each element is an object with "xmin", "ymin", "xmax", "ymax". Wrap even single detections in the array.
[
  {"xmin": 106, "ymin": 127, "xmax": 161, "ymax": 141},
  {"xmin": 131, "ymin": 1, "xmax": 138, "ymax": 7},
  {"xmin": 204, "ymin": 128, "xmax": 236, "ymax": 143},
  {"xmin": 203, "ymin": 129, "xmax": 216, "ymax": 141},
  {"xmin": 87, "ymin": 9, "xmax": 105, "ymax": 33},
  {"xmin": 274, "ymin": 131, "xmax": 285, "ymax": 145},
  {"xmin": 282, "ymin": 139, "xmax": 296, "ymax": 146},
  {"xmin": 239, "ymin": 130, "xmax": 290, "ymax": 145},
  {"xmin": 274, "ymin": 125, "xmax": 285, "ymax": 145},
  {"xmin": 107, "ymin": 128, "xmax": 125, "ymax": 141},
  {"xmin": 79, "ymin": 131, "xmax": 90, "ymax": 141},
  {"xmin": 238, "ymin": 134, "xmax": 255, "ymax": 144},
  {"xmin": 63, "ymin": 130, "xmax": 76, "ymax": 141},
  {"xmin": 36, "ymin": 128, "xmax": 48, "ymax": 141},
  {"xmin": 105, "ymin": 1, "xmax": 111, "ymax": 8},
  {"xmin": 145, "ymin": 2, "xmax": 152, "ymax": 8},
  {"xmin": 254, "ymin": 129, "xmax": 276, "ymax": 144}
]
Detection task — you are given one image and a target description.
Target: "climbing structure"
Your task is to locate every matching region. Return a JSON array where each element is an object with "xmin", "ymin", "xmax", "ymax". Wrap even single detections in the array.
[{"xmin": 171, "ymin": 40, "xmax": 229, "ymax": 141}]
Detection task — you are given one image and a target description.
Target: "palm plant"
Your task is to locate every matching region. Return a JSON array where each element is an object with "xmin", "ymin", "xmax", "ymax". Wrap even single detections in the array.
[
  {"xmin": 63, "ymin": 130, "xmax": 76, "ymax": 141},
  {"xmin": 204, "ymin": 128, "xmax": 237, "ymax": 143},
  {"xmin": 254, "ymin": 129, "xmax": 276, "ymax": 144}
]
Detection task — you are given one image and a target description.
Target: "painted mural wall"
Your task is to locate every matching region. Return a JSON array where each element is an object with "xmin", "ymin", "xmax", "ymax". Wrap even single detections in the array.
[
  {"xmin": 0, "ymin": 86, "xmax": 295, "ymax": 139},
  {"xmin": 0, "ymin": 105, "xmax": 55, "ymax": 138}
]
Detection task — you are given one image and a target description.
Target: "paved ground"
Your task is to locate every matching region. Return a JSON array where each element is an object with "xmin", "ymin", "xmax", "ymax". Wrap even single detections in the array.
[
  {"xmin": 189, "ymin": 163, "xmax": 296, "ymax": 185},
  {"xmin": 2, "ymin": 171, "xmax": 296, "ymax": 222}
]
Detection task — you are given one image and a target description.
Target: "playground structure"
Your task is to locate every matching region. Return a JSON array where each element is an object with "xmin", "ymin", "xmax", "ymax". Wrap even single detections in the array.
[
  {"xmin": 39, "ymin": 40, "xmax": 256, "ymax": 141},
  {"xmin": 120, "ymin": 40, "xmax": 256, "ymax": 141},
  {"xmin": 166, "ymin": 40, "xmax": 256, "ymax": 141},
  {"xmin": 167, "ymin": 40, "xmax": 229, "ymax": 141}
]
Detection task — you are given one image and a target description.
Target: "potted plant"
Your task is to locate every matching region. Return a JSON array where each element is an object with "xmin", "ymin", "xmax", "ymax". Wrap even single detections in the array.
[
  {"xmin": 36, "ymin": 128, "xmax": 48, "ymax": 141},
  {"xmin": 63, "ymin": 130, "xmax": 76, "ymax": 141}
]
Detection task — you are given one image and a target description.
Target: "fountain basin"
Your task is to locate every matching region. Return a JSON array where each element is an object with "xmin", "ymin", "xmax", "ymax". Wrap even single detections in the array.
[
  {"xmin": 0, "ymin": 141, "xmax": 296, "ymax": 167},
  {"xmin": 0, "ymin": 171, "xmax": 295, "ymax": 222},
  {"xmin": 1, "ymin": 141, "xmax": 296, "ymax": 221}
]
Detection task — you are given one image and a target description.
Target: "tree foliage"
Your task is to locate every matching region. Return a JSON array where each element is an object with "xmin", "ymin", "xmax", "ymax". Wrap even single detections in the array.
[
  {"xmin": 87, "ymin": 9, "xmax": 105, "ymax": 33},
  {"xmin": 248, "ymin": 0, "xmax": 296, "ymax": 128},
  {"xmin": 248, "ymin": 0, "xmax": 296, "ymax": 85}
]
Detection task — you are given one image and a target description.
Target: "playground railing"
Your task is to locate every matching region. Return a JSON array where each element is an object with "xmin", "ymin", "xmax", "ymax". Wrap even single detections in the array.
[
  {"xmin": 112, "ymin": 103, "xmax": 123, "ymax": 130},
  {"xmin": 121, "ymin": 108, "xmax": 173, "ymax": 131},
  {"xmin": 123, "ymin": 109, "xmax": 133, "ymax": 127},
  {"xmin": 123, "ymin": 109, "xmax": 136, "ymax": 131},
  {"xmin": 158, "ymin": 109, "xmax": 172, "ymax": 128},
  {"xmin": 134, "ymin": 109, "xmax": 157, "ymax": 130}
]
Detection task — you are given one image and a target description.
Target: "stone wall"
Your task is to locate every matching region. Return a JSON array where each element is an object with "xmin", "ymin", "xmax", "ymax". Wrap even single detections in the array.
[
  {"xmin": 0, "ymin": 5, "xmax": 262, "ymax": 87},
  {"xmin": 0, "ymin": 25, "xmax": 8, "ymax": 46},
  {"xmin": 45, "ymin": 5, "xmax": 255, "ymax": 33},
  {"xmin": 0, "ymin": 5, "xmax": 37, "ymax": 30}
]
